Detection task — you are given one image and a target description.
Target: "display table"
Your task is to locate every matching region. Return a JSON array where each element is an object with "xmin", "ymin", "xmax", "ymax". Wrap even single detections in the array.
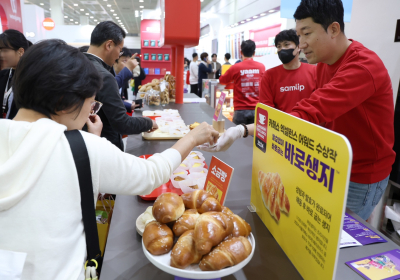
[{"xmin": 101, "ymin": 103, "xmax": 399, "ymax": 280}]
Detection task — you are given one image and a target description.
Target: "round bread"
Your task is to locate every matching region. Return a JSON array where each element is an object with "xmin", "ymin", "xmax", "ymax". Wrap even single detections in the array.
[
  {"xmin": 152, "ymin": 193, "xmax": 185, "ymax": 223},
  {"xmin": 143, "ymin": 221, "xmax": 173, "ymax": 255}
]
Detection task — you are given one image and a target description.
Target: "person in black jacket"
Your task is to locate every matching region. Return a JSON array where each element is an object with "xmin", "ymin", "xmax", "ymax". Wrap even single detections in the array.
[
  {"xmin": 0, "ymin": 29, "xmax": 31, "ymax": 119},
  {"xmin": 131, "ymin": 57, "xmax": 146, "ymax": 98},
  {"xmin": 85, "ymin": 21, "xmax": 157, "ymax": 151},
  {"xmin": 197, "ymin": 52, "xmax": 212, "ymax": 98}
]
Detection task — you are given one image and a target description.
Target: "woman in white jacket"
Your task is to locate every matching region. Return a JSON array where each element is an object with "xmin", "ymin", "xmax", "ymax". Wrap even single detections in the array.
[{"xmin": 0, "ymin": 39, "xmax": 219, "ymax": 280}]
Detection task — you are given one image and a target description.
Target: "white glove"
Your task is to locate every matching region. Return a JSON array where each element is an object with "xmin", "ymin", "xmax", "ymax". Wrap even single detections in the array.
[{"xmin": 197, "ymin": 125, "xmax": 245, "ymax": 152}]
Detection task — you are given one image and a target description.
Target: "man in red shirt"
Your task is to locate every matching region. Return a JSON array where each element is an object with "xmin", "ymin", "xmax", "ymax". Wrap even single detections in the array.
[
  {"xmin": 200, "ymin": 0, "xmax": 395, "ymax": 221},
  {"xmin": 219, "ymin": 40, "xmax": 265, "ymax": 125},
  {"xmin": 260, "ymin": 29, "xmax": 316, "ymax": 112}
]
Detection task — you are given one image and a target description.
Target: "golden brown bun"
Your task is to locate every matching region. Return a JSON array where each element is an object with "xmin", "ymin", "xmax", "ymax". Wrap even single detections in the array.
[
  {"xmin": 181, "ymin": 190, "xmax": 222, "ymax": 214},
  {"xmin": 170, "ymin": 230, "xmax": 202, "ymax": 269},
  {"xmin": 173, "ymin": 209, "xmax": 200, "ymax": 237},
  {"xmin": 221, "ymin": 206, "xmax": 234, "ymax": 216},
  {"xmin": 231, "ymin": 214, "xmax": 252, "ymax": 238},
  {"xmin": 194, "ymin": 211, "xmax": 233, "ymax": 255},
  {"xmin": 143, "ymin": 221, "xmax": 173, "ymax": 255},
  {"xmin": 189, "ymin": 122, "xmax": 200, "ymax": 130},
  {"xmin": 152, "ymin": 193, "xmax": 185, "ymax": 223},
  {"xmin": 199, "ymin": 236, "xmax": 252, "ymax": 271}
]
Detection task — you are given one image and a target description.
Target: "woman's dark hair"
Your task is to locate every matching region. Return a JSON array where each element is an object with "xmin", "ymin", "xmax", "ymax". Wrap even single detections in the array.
[
  {"xmin": 192, "ymin": 52, "xmax": 198, "ymax": 59},
  {"xmin": 275, "ymin": 29, "xmax": 300, "ymax": 47},
  {"xmin": 224, "ymin": 53, "xmax": 231, "ymax": 60},
  {"xmin": 293, "ymin": 0, "xmax": 345, "ymax": 33},
  {"xmin": 90, "ymin": 21, "xmax": 126, "ymax": 47},
  {"xmin": 200, "ymin": 52, "xmax": 208, "ymax": 61},
  {"xmin": 78, "ymin": 45, "xmax": 89, "ymax": 52},
  {"xmin": 0, "ymin": 29, "xmax": 30, "ymax": 51},
  {"xmin": 13, "ymin": 39, "xmax": 102, "ymax": 118},
  {"xmin": 241, "ymin": 40, "xmax": 256, "ymax": 57}
]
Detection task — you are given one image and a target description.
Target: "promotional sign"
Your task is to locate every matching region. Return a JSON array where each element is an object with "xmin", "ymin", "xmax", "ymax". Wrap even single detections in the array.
[
  {"xmin": 0, "ymin": 0, "xmax": 23, "ymax": 32},
  {"xmin": 251, "ymin": 103, "xmax": 352, "ymax": 280},
  {"xmin": 346, "ymin": 249, "xmax": 400, "ymax": 280},
  {"xmin": 205, "ymin": 156, "xmax": 234, "ymax": 205},
  {"xmin": 340, "ymin": 214, "xmax": 387, "ymax": 248},
  {"xmin": 213, "ymin": 92, "xmax": 226, "ymax": 121},
  {"xmin": 249, "ymin": 24, "xmax": 281, "ymax": 57},
  {"xmin": 42, "ymin": 18, "xmax": 55, "ymax": 31}
]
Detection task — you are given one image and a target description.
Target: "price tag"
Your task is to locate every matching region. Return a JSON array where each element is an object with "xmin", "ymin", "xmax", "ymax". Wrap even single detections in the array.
[
  {"xmin": 204, "ymin": 156, "xmax": 234, "ymax": 205},
  {"xmin": 213, "ymin": 92, "xmax": 226, "ymax": 122}
]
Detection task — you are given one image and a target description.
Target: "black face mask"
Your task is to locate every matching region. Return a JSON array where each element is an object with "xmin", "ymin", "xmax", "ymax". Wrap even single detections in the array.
[{"xmin": 278, "ymin": 48, "xmax": 297, "ymax": 64}]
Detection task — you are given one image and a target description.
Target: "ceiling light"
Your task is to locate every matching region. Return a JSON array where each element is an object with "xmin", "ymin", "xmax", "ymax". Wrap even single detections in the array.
[
  {"xmin": 200, "ymin": 0, "xmax": 204, "ymax": 2},
  {"xmin": 116, "ymin": 17, "xmax": 119, "ymax": 19},
  {"xmin": 135, "ymin": 10, "xmax": 139, "ymax": 17},
  {"xmin": 139, "ymin": 0, "xmax": 143, "ymax": 2},
  {"xmin": 140, "ymin": 6, "xmax": 144, "ymax": 8},
  {"xmin": 80, "ymin": 9, "xmax": 84, "ymax": 11},
  {"xmin": 246, "ymin": 19, "xmax": 251, "ymax": 21},
  {"xmin": 94, "ymin": 19, "xmax": 98, "ymax": 22},
  {"xmin": 268, "ymin": 10, "xmax": 275, "ymax": 13},
  {"xmin": 253, "ymin": 16, "xmax": 258, "ymax": 19},
  {"xmin": 85, "ymin": 13, "xmax": 89, "ymax": 15},
  {"xmin": 240, "ymin": 21, "xmax": 245, "ymax": 23},
  {"xmin": 49, "ymin": 8, "xmax": 51, "ymax": 10},
  {"xmin": 107, "ymin": 4, "xmax": 111, "ymax": 7},
  {"xmin": 118, "ymin": 20, "xmax": 121, "ymax": 22},
  {"xmin": 260, "ymin": 13, "xmax": 266, "ymax": 16},
  {"xmin": 73, "ymin": 3, "xmax": 78, "ymax": 6},
  {"xmin": 90, "ymin": 16, "xmax": 94, "ymax": 18},
  {"xmin": 64, "ymin": 15, "xmax": 68, "ymax": 18},
  {"xmin": 39, "ymin": 2, "xmax": 44, "ymax": 5},
  {"xmin": 110, "ymin": 9, "xmax": 114, "ymax": 12},
  {"xmin": 70, "ymin": 19, "xmax": 73, "ymax": 21},
  {"xmin": 75, "ymin": 22, "xmax": 78, "ymax": 24}
]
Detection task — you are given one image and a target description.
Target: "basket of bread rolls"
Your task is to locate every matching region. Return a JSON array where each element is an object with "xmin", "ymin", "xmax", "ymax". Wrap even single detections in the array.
[{"xmin": 141, "ymin": 190, "xmax": 255, "ymax": 278}]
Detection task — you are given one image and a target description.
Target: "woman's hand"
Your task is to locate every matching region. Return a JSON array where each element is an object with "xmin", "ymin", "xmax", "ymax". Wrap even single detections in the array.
[
  {"xmin": 187, "ymin": 122, "xmax": 220, "ymax": 146},
  {"xmin": 86, "ymin": 115, "xmax": 103, "ymax": 137}
]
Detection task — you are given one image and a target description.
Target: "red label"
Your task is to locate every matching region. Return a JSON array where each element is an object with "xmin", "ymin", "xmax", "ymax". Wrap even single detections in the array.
[{"xmin": 255, "ymin": 107, "xmax": 268, "ymax": 153}]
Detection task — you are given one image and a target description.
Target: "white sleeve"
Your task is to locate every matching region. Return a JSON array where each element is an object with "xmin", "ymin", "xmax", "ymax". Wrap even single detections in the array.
[
  {"xmin": 81, "ymin": 131, "xmax": 181, "ymax": 196},
  {"xmin": 132, "ymin": 65, "xmax": 140, "ymax": 77}
]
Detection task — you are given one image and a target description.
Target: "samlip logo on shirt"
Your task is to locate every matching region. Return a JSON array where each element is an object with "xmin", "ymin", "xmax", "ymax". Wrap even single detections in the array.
[
  {"xmin": 240, "ymin": 69, "xmax": 260, "ymax": 76},
  {"xmin": 280, "ymin": 83, "xmax": 305, "ymax": 92}
]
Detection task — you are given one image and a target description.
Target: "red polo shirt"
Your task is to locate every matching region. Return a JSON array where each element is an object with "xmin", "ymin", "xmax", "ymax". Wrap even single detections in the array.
[
  {"xmin": 291, "ymin": 40, "xmax": 395, "ymax": 184},
  {"xmin": 219, "ymin": 58, "xmax": 265, "ymax": 111}
]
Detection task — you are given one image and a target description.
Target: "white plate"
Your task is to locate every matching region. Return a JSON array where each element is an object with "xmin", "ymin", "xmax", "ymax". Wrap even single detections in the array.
[
  {"xmin": 136, "ymin": 213, "xmax": 146, "ymax": 236},
  {"xmin": 142, "ymin": 233, "xmax": 255, "ymax": 279}
]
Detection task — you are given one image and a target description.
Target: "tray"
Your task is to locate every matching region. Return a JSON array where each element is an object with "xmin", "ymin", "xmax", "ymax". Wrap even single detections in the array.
[
  {"xmin": 142, "ymin": 233, "xmax": 255, "ymax": 279},
  {"xmin": 142, "ymin": 130, "xmax": 184, "ymax": 140},
  {"xmin": 138, "ymin": 154, "xmax": 207, "ymax": 200}
]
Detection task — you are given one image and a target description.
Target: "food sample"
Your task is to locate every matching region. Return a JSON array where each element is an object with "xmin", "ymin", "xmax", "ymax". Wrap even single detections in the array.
[
  {"xmin": 141, "ymin": 206, "xmax": 156, "ymax": 225},
  {"xmin": 174, "ymin": 176, "xmax": 186, "ymax": 182},
  {"xmin": 181, "ymin": 190, "xmax": 222, "ymax": 214},
  {"xmin": 180, "ymin": 163, "xmax": 187, "ymax": 168},
  {"xmin": 192, "ymin": 162, "xmax": 203, "ymax": 168},
  {"xmin": 258, "ymin": 171, "xmax": 290, "ymax": 222},
  {"xmin": 194, "ymin": 211, "xmax": 233, "ymax": 255},
  {"xmin": 149, "ymin": 93, "xmax": 161, "ymax": 106},
  {"xmin": 172, "ymin": 209, "xmax": 200, "ymax": 236},
  {"xmin": 189, "ymin": 122, "xmax": 200, "ymax": 130},
  {"xmin": 199, "ymin": 236, "xmax": 252, "ymax": 271},
  {"xmin": 160, "ymin": 89, "xmax": 169, "ymax": 105},
  {"xmin": 173, "ymin": 171, "xmax": 186, "ymax": 175},
  {"xmin": 192, "ymin": 156, "xmax": 201, "ymax": 159},
  {"xmin": 170, "ymin": 230, "xmax": 202, "ymax": 269},
  {"xmin": 143, "ymin": 221, "xmax": 174, "ymax": 255},
  {"xmin": 152, "ymin": 193, "xmax": 185, "ymax": 223},
  {"xmin": 188, "ymin": 185, "xmax": 199, "ymax": 189}
]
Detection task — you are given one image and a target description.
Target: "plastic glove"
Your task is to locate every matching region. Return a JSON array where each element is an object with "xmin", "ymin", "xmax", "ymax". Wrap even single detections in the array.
[{"xmin": 197, "ymin": 125, "xmax": 244, "ymax": 152}]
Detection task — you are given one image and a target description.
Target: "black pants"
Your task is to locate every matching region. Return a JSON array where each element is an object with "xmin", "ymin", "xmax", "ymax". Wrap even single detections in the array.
[
  {"xmin": 233, "ymin": 110, "xmax": 255, "ymax": 125},
  {"xmin": 190, "ymin": 84, "xmax": 200, "ymax": 97}
]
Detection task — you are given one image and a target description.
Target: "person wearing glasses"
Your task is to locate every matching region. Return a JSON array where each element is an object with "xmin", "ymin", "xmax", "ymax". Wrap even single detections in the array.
[
  {"xmin": 0, "ymin": 29, "xmax": 32, "ymax": 119},
  {"xmin": 85, "ymin": 21, "xmax": 157, "ymax": 151},
  {"xmin": 0, "ymin": 39, "xmax": 219, "ymax": 280}
]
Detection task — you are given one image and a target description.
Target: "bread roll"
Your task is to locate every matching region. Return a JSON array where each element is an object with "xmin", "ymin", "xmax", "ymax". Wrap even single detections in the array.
[
  {"xmin": 231, "ymin": 214, "xmax": 252, "ymax": 238},
  {"xmin": 221, "ymin": 206, "xmax": 234, "ymax": 216},
  {"xmin": 194, "ymin": 211, "xmax": 233, "ymax": 255},
  {"xmin": 182, "ymin": 190, "xmax": 222, "ymax": 214},
  {"xmin": 173, "ymin": 209, "xmax": 200, "ymax": 236},
  {"xmin": 143, "ymin": 221, "xmax": 173, "ymax": 255},
  {"xmin": 170, "ymin": 230, "xmax": 202, "ymax": 269},
  {"xmin": 152, "ymin": 193, "xmax": 185, "ymax": 223},
  {"xmin": 199, "ymin": 236, "xmax": 252, "ymax": 271}
]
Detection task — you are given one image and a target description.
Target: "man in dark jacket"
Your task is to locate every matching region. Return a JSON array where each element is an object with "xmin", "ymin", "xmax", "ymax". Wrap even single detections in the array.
[
  {"xmin": 85, "ymin": 21, "xmax": 157, "ymax": 151},
  {"xmin": 197, "ymin": 52, "xmax": 212, "ymax": 98}
]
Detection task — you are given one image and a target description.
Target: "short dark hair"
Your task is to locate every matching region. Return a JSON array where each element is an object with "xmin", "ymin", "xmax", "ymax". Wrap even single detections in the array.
[
  {"xmin": 294, "ymin": 0, "xmax": 345, "ymax": 33},
  {"xmin": 192, "ymin": 52, "xmax": 198, "ymax": 59},
  {"xmin": 90, "ymin": 21, "xmax": 126, "ymax": 47},
  {"xmin": 200, "ymin": 52, "xmax": 208, "ymax": 61},
  {"xmin": 0, "ymin": 29, "xmax": 31, "ymax": 51},
  {"xmin": 211, "ymin": 53, "xmax": 217, "ymax": 58},
  {"xmin": 14, "ymin": 39, "xmax": 102, "ymax": 118},
  {"xmin": 275, "ymin": 29, "xmax": 299, "ymax": 47},
  {"xmin": 225, "ymin": 53, "xmax": 231, "ymax": 60},
  {"xmin": 115, "ymin": 47, "xmax": 132, "ymax": 63},
  {"xmin": 241, "ymin": 40, "xmax": 256, "ymax": 57},
  {"xmin": 78, "ymin": 45, "xmax": 89, "ymax": 53}
]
